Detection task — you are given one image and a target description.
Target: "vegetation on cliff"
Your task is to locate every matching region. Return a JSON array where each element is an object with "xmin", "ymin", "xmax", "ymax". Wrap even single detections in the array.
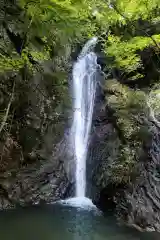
[{"xmin": 96, "ymin": 0, "xmax": 160, "ymax": 187}]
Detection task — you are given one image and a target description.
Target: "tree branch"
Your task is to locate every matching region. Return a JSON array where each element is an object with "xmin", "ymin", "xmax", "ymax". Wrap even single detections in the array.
[
  {"xmin": 0, "ymin": 81, "xmax": 15, "ymax": 135},
  {"xmin": 111, "ymin": 2, "xmax": 160, "ymax": 52}
]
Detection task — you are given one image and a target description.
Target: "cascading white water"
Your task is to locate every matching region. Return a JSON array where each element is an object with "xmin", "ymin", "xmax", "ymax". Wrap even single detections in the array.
[{"xmin": 72, "ymin": 37, "xmax": 98, "ymax": 197}]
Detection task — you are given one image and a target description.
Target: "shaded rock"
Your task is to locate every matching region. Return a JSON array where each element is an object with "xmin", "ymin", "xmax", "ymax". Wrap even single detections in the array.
[
  {"xmin": 0, "ymin": 57, "xmax": 73, "ymax": 208},
  {"xmin": 118, "ymin": 126, "xmax": 160, "ymax": 232},
  {"xmin": 89, "ymin": 77, "xmax": 160, "ymax": 232}
]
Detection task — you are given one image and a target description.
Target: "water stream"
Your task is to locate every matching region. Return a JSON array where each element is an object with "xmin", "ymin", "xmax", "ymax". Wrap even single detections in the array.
[{"xmin": 72, "ymin": 37, "xmax": 98, "ymax": 197}]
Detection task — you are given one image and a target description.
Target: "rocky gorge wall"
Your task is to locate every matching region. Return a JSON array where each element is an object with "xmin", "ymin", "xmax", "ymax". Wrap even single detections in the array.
[
  {"xmin": 88, "ymin": 68, "xmax": 160, "ymax": 232},
  {"xmin": 0, "ymin": 52, "xmax": 73, "ymax": 208}
]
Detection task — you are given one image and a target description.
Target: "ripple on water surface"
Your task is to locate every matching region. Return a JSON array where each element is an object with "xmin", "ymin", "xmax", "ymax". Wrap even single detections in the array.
[{"xmin": 0, "ymin": 201, "xmax": 158, "ymax": 240}]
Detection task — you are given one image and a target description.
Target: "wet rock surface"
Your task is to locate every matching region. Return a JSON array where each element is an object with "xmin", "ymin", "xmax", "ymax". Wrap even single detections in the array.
[
  {"xmin": 0, "ymin": 60, "xmax": 72, "ymax": 209},
  {"xmin": 89, "ymin": 82, "xmax": 160, "ymax": 232}
]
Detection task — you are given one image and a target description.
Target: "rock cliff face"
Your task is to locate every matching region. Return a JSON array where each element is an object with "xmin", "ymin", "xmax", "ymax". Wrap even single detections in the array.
[
  {"xmin": 118, "ymin": 126, "xmax": 160, "ymax": 232},
  {"xmin": 91, "ymin": 122, "xmax": 160, "ymax": 232},
  {"xmin": 89, "ymin": 75, "xmax": 160, "ymax": 232},
  {"xmin": 0, "ymin": 56, "xmax": 73, "ymax": 208}
]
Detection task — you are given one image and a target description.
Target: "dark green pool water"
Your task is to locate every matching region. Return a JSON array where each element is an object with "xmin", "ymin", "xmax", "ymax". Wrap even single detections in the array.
[{"xmin": 0, "ymin": 203, "xmax": 158, "ymax": 240}]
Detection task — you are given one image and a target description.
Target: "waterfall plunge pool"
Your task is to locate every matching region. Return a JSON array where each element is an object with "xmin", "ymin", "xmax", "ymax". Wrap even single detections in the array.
[{"xmin": 0, "ymin": 202, "xmax": 158, "ymax": 240}]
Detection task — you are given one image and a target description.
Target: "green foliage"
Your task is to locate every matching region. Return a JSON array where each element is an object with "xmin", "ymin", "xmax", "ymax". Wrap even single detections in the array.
[
  {"xmin": 104, "ymin": 79, "xmax": 151, "ymax": 185},
  {"xmin": 1, "ymin": 0, "xmax": 160, "ymax": 77},
  {"xmin": 106, "ymin": 79, "xmax": 147, "ymax": 139},
  {"xmin": 0, "ymin": 0, "xmax": 102, "ymax": 73},
  {"xmin": 105, "ymin": 34, "xmax": 160, "ymax": 73},
  {"xmin": 19, "ymin": 0, "xmax": 96, "ymax": 44},
  {"xmin": 116, "ymin": 0, "xmax": 160, "ymax": 21},
  {"xmin": 0, "ymin": 55, "xmax": 24, "ymax": 72},
  {"xmin": 94, "ymin": 0, "xmax": 160, "ymax": 79},
  {"xmin": 148, "ymin": 87, "xmax": 160, "ymax": 119},
  {"xmin": 110, "ymin": 146, "xmax": 137, "ymax": 185}
]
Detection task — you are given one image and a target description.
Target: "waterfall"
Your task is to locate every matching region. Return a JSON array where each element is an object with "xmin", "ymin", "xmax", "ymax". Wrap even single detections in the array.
[{"xmin": 72, "ymin": 37, "xmax": 98, "ymax": 197}]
